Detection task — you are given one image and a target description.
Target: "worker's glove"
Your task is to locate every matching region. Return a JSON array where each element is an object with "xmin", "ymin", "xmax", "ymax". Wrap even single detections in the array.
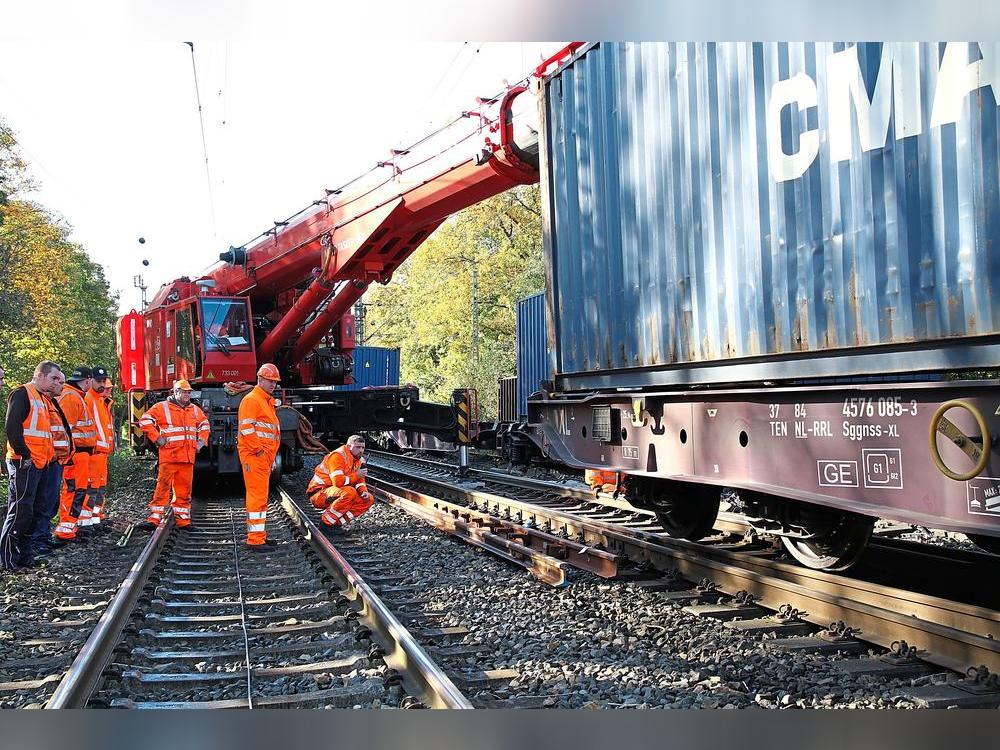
[
  {"xmin": 356, "ymin": 467, "xmax": 368, "ymax": 479},
  {"xmin": 361, "ymin": 492, "xmax": 372, "ymax": 501},
  {"xmin": 155, "ymin": 436, "xmax": 167, "ymax": 447},
  {"xmin": 196, "ymin": 439, "xmax": 206, "ymax": 451}
]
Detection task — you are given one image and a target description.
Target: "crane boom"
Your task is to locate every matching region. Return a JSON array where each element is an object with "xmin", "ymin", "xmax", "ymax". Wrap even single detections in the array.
[
  {"xmin": 118, "ymin": 43, "xmax": 583, "ymax": 481},
  {"xmin": 206, "ymin": 84, "xmax": 539, "ymax": 378}
]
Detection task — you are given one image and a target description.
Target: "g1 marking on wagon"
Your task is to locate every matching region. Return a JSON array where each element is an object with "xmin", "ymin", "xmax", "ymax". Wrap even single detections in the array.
[
  {"xmin": 622, "ymin": 445, "xmax": 639, "ymax": 460},
  {"xmin": 862, "ymin": 448, "xmax": 902, "ymax": 490}
]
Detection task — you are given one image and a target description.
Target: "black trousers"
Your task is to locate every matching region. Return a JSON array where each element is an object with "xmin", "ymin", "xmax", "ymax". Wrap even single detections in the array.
[{"xmin": 1, "ymin": 459, "xmax": 50, "ymax": 569}]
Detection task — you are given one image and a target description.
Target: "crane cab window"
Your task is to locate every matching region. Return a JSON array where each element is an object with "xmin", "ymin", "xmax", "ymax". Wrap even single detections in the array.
[
  {"xmin": 175, "ymin": 305, "xmax": 195, "ymax": 363},
  {"xmin": 200, "ymin": 299, "xmax": 252, "ymax": 352}
]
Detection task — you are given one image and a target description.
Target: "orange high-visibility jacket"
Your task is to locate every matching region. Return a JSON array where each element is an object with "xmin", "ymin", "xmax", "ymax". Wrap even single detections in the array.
[
  {"xmin": 45, "ymin": 395, "xmax": 73, "ymax": 464},
  {"xmin": 86, "ymin": 388, "xmax": 114, "ymax": 455},
  {"xmin": 6, "ymin": 383, "xmax": 55, "ymax": 468},
  {"xmin": 237, "ymin": 385, "xmax": 281, "ymax": 460},
  {"xmin": 139, "ymin": 398, "xmax": 210, "ymax": 464},
  {"xmin": 307, "ymin": 445, "xmax": 369, "ymax": 498},
  {"xmin": 58, "ymin": 384, "xmax": 96, "ymax": 449},
  {"xmin": 584, "ymin": 469, "xmax": 621, "ymax": 492}
]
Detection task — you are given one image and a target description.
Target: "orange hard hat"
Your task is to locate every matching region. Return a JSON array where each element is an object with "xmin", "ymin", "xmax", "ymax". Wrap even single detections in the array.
[
  {"xmin": 257, "ymin": 363, "xmax": 281, "ymax": 381},
  {"xmin": 173, "ymin": 379, "xmax": 193, "ymax": 391}
]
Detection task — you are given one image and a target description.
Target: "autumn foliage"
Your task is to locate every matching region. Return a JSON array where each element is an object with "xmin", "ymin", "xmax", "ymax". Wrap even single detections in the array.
[
  {"xmin": 0, "ymin": 121, "xmax": 118, "ymax": 446},
  {"xmin": 363, "ymin": 185, "xmax": 543, "ymax": 419}
]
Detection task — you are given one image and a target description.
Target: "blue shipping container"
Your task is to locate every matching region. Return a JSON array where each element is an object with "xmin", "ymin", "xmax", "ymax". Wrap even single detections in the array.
[
  {"xmin": 542, "ymin": 42, "xmax": 1000, "ymax": 390},
  {"xmin": 516, "ymin": 293, "xmax": 550, "ymax": 420},
  {"xmin": 335, "ymin": 346, "xmax": 401, "ymax": 391}
]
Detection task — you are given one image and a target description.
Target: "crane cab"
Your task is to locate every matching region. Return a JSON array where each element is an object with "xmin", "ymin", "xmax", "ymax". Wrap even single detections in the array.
[{"xmin": 143, "ymin": 290, "xmax": 258, "ymax": 390}]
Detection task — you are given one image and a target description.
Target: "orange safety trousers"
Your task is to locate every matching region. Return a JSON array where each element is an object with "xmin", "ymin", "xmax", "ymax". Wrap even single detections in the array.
[
  {"xmin": 55, "ymin": 451, "xmax": 91, "ymax": 540},
  {"xmin": 81, "ymin": 452, "xmax": 109, "ymax": 528},
  {"xmin": 310, "ymin": 485, "xmax": 374, "ymax": 528},
  {"xmin": 148, "ymin": 462, "xmax": 193, "ymax": 527},
  {"xmin": 241, "ymin": 452, "xmax": 272, "ymax": 545}
]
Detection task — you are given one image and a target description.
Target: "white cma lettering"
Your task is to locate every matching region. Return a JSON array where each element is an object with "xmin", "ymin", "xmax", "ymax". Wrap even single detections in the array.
[
  {"xmin": 930, "ymin": 42, "xmax": 1000, "ymax": 128},
  {"xmin": 827, "ymin": 43, "xmax": 922, "ymax": 162},
  {"xmin": 768, "ymin": 42, "xmax": 1000, "ymax": 183},
  {"xmin": 767, "ymin": 72, "xmax": 819, "ymax": 182}
]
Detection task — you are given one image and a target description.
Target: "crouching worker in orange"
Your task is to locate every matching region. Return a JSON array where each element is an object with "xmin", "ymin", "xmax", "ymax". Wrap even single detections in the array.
[
  {"xmin": 137, "ymin": 380, "xmax": 209, "ymax": 529},
  {"xmin": 584, "ymin": 469, "xmax": 624, "ymax": 498},
  {"xmin": 307, "ymin": 435, "xmax": 373, "ymax": 531}
]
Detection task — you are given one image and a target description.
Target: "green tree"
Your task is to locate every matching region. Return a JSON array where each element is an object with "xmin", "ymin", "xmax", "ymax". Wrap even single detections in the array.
[
  {"xmin": 0, "ymin": 120, "xmax": 118, "ymax": 453},
  {"xmin": 364, "ymin": 184, "xmax": 543, "ymax": 418}
]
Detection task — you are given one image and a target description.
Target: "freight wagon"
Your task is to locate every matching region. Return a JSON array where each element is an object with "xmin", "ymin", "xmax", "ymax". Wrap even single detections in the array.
[{"xmin": 525, "ymin": 42, "xmax": 1000, "ymax": 569}]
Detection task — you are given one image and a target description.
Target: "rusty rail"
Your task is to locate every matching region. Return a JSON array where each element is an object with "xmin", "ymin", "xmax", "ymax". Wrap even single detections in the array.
[
  {"xmin": 368, "ymin": 455, "xmax": 1000, "ymax": 677},
  {"xmin": 277, "ymin": 487, "xmax": 473, "ymax": 709},
  {"xmin": 370, "ymin": 477, "xmax": 619, "ymax": 585}
]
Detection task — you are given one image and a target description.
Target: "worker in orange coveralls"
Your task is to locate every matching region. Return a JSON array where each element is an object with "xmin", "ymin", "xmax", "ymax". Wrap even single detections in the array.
[
  {"xmin": 238, "ymin": 364, "xmax": 282, "ymax": 548},
  {"xmin": 81, "ymin": 366, "xmax": 114, "ymax": 535},
  {"xmin": 137, "ymin": 380, "xmax": 209, "ymax": 530},
  {"xmin": 54, "ymin": 367, "xmax": 96, "ymax": 542},
  {"xmin": 584, "ymin": 469, "xmax": 624, "ymax": 498},
  {"xmin": 306, "ymin": 434, "xmax": 373, "ymax": 531}
]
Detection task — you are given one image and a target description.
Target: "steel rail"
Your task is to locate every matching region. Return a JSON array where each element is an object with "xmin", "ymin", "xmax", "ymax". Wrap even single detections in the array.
[
  {"xmin": 370, "ymin": 451, "xmax": 999, "ymax": 563},
  {"xmin": 367, "ymin": 458, "xmax": 1000, "ymax": 677},
  {"xmin": 368, "ymin": 450, "xmax": 748, "ymax": 531},
  {"xmin": 277, "ymin": 486, "xmax": 473, "ymax": 709},
  {"xmin": 371, "ymin": 482, "xmax": 568, "ymax": 586},
  {"xmin": 370, "ymin": 477, "xmax": 618, "ymax": 582},
  {"xmin": 46, "ymin": 517, "xmax": 175, "ymax": 709}
]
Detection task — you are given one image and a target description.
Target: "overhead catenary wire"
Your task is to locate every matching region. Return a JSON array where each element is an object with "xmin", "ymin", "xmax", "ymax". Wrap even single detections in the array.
[
  {"xmin": 229, "ymin": 70, "xmax": 532, "ymax": 256},
  {"xmin": 405, "ymin": 41, "xmax": 470, "ymax": 142},
  {"xmin": 185, "ymin": 41, "xmax": 218, "ymax": 241}
]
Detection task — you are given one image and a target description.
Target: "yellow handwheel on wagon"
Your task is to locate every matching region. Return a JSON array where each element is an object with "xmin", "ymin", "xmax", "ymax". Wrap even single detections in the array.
[{"xmin": 928, "ymin": 399, "xmax": 991, "ymax": 481}]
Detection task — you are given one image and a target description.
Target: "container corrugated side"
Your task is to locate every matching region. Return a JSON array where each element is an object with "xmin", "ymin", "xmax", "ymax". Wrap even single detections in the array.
[
  {"xmin": 516, "ymin": 292, "xmax": 550, "ymax": 419},
  {"xmin": 542, "ymin": 42, "xmax": 1000, "ymax": 390},
  {"xmin": 498, "ymin": 376, "xmax": 518, "ymax": 423},
  {"xmin": 335, "ymin": 346, "xmax": 401, "ymax": 390}
]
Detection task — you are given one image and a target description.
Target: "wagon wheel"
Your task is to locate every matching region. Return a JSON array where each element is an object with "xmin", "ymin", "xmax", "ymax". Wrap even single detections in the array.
[
  {"xmin": 780, "ymin": 506, "xmax": 873, "ymax": 571},
  {"xmin": 652, "ymin": 486, "xmax": 721, "ymax": 541},
  {"xmin": 967, "ymin": 534, "xmax": 1000, "ymax": 556}
]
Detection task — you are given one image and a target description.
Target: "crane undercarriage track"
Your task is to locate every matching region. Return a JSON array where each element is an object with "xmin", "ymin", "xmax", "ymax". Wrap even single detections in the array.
[
  {"xmin": 367, "ymin": 451, "xmax": 1000, "ymax": 708},
  {"xmin": 45, "ymin": 487, "xmax": 470, "ymax": 709}
]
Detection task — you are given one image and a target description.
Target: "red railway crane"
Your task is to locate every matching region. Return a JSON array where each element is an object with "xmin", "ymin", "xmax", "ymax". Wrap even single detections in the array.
[{"xmin": 116, "ymin": 43, "xmax": 582, "ymax": 478}]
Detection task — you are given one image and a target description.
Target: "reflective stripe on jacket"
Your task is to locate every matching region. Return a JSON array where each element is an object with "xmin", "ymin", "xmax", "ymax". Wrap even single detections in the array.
[
  {"xmin": 139, "ymin": 398, "xmax": 210, "ymax": 464},
  {"xmin": 59, "ymin": 384, "xmax": 96, "ymax": 448},
  {"xmin": 307, "ymin": 445, "xmax": 368, "ymax": 498},
  {"xmin": 86, "ymin": 389, "xmax": 114, "ymax": 454},
  {"xmin": 45, "ymin": 395, "xmax": 73, "ymax": 463},
  {"xmin": 5, "ymin": 383, "xmax": 55, "ymax": 468},
  {"xmin": 236, "ymin": 385, "xmax": 281, "ymax": 459}
]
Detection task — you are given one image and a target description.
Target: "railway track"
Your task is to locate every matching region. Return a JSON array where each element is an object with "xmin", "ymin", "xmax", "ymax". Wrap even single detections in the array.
[
  {"xmin": 367, "ymin": 450, "xmax": 1000, "ymax": 708},
  {"xmin": 44, "ymin": 487, "xmax": 470, "ymax": 709}
]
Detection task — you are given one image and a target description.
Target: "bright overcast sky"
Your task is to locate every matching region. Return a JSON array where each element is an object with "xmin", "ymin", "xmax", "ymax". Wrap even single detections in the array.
[
  {"xmin": 0, "ymin": 38, "xmax": 557, "ymax": 313},
  {"xmin": 2, "ymin": 0, "xmax": 990, "ymax": 316}
]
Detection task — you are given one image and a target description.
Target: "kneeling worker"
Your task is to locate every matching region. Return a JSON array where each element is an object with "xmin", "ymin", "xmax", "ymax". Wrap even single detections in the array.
[
  {"xmin": 138, "ymin": 379, "xmax": 209, "ymax": 529},
  {"xmin": 307, "ymin": 435, "xmax": 373, "ymax": 530}
]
